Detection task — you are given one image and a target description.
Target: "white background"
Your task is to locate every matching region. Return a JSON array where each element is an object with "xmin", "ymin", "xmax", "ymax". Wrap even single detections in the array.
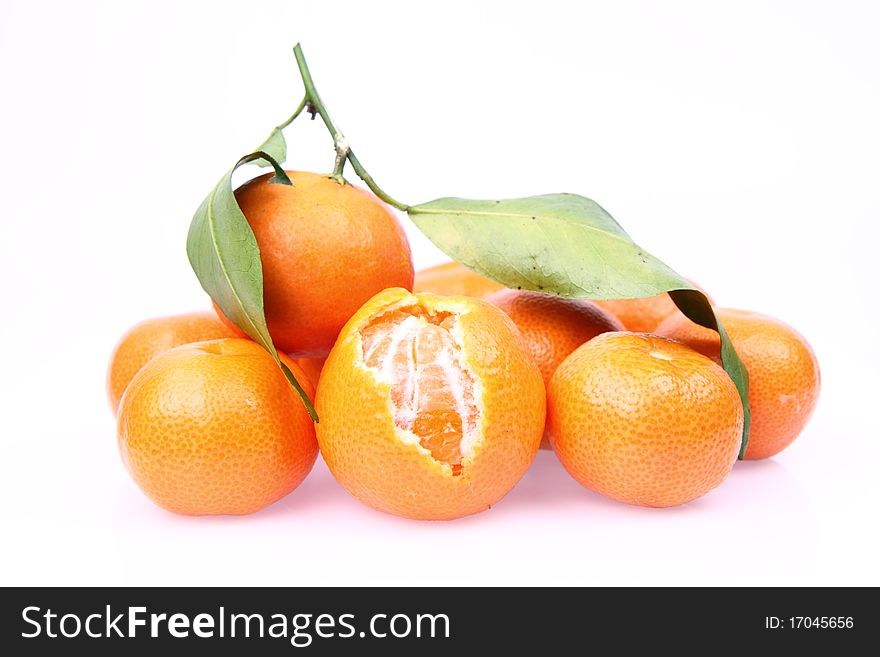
[{"xmin": 1, "ymin": 0, "xmax": 878, "ymax": 586}]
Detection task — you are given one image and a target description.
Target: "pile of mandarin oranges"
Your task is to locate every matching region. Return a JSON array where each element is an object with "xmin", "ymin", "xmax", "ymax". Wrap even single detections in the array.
[{"xmin": 108, "ymin": 171, "xmax": 820, "ymax": 520}]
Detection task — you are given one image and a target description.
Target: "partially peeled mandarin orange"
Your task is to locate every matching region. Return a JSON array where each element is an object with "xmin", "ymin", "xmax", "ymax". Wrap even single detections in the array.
[{"xmin": 315, "ymin": 288, "xmax": 545, "ymax": 520}]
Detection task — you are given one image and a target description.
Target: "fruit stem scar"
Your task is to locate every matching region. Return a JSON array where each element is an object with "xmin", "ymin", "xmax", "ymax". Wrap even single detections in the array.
[{"xmin": 290, "ymin": 43, "xmax": 411, "ymax": 212}]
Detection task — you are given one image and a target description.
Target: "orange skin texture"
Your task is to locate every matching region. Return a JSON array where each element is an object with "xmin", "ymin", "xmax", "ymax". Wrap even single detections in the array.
[
  {"xmin": 315, "ymin": 288, "xmax": 546, "ymax": 520},
  {"xmin": 413, "ymin": 261, "xmax": 505, "ymax": 299},
  {"xmin": 107, "ymin": 311, "xmax": 239, "ymax": 413},
  {"xmin": 117, "ymin": 339, "xmax": 317, "ymax": 516},
  {"xmin": 224, "ymin": 171, "xmax": 414, "ymax": 357},
  {"xmin": 548, "ymin": 332, "xmax": 744, "ymax": 508},
  {"xmin": 593, "ymin": 280, "xmax": 713, "ymax": 333},
  {"xmin": 487, "ymin": 289, "xmax": 624, "ymax": 448},
  {"xmin": 656, "ymin": 308, "xmax": 820, "ymax": 460}
]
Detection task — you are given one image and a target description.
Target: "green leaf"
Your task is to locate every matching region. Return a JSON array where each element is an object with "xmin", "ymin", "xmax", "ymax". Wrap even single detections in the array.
[
  {"xmin": 408, "ymin": 193, "xmax": 750, "ymax": 454},
  {"xmin": 256, "ymin": 126, "xmax": 287, "ymax": 164},
  {"xmin": 186, "ymin": 151, "xmax": 317, "ymax": 421}
]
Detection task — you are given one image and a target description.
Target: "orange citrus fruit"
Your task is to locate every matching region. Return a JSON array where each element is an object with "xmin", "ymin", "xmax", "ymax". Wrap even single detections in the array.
[
  {"xmin": 413, "ymin": 261, "xmax": 504, "ymax": 299},
  {"xmin": 548, "ymin": 332, "xmax": 744, "ymax": 507},
  {"xmin": 117, "ymin": 338, "xmax": 317, "ymax": 515},
  {"xmin": 216, "ymin": 171, "xmax": 414, "ymax": 357},
  {"xmin": 656, "ymin": 308, "xmax": 820, "ymax": 460},
  {"xmin": 106, "ymin": 311, "xmax": 239, "ymax": 413},
  {"xmin": 315, "ymin": 288, "xmax": 545, "ymax": 520},
  {"xmin": 593, "ymin": 280, "xmax": 713, "ymax": 333}
]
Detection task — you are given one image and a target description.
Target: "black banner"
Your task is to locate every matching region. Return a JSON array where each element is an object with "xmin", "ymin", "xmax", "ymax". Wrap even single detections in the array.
[{"xmin": 0, "ymin": 587, "xmax": 872, "ymax": 653}]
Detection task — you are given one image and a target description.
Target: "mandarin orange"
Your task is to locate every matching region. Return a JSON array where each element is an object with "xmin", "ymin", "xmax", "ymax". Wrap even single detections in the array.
[
  {"xmin": 215, "ymin": 171, "xmax": 414, "ymax": 357},
  {"xmin": 548, "ymin": 332, "xmax": 743, "ymax": 507},
  {"xmin": 315, "ymin": 288, "xmax": 545, "ymax": 520},
  {"xmin": 117, "ymin": 338, "xmax": 317, "ymax": 515}
]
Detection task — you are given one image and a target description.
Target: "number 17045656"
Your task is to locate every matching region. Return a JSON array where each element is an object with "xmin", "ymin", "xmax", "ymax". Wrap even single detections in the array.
[{"xmin": 765, "ymin": 617, "xmax": 854, "ymax": 630}]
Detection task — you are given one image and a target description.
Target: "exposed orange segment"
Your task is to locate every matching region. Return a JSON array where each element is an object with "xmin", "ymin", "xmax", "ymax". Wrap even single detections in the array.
[{"xmin": 361, "ymin": 307, "xmax": 477, "ymax": 475}]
